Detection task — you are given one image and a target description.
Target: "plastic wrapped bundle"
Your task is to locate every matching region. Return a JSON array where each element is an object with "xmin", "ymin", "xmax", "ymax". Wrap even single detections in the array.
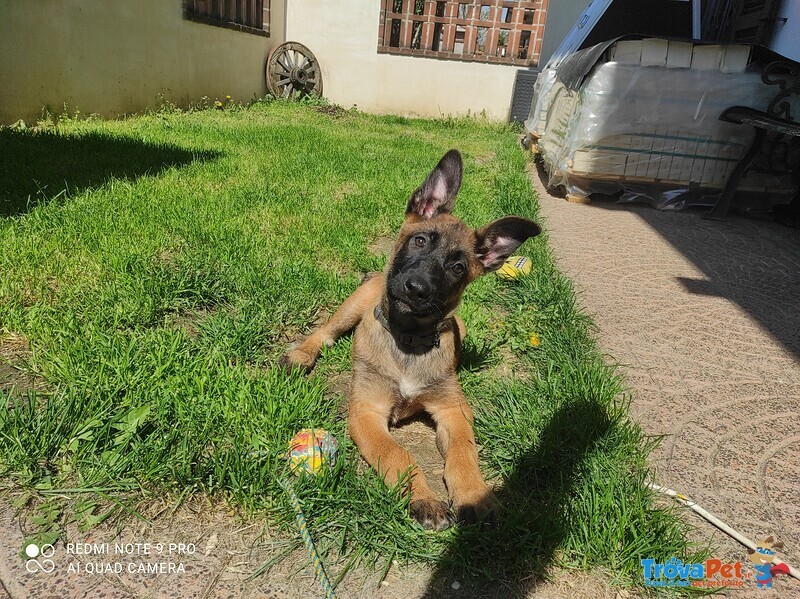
[{"xmin": 527, "ymin": 39, "xmax": 795, "ymax": 211}]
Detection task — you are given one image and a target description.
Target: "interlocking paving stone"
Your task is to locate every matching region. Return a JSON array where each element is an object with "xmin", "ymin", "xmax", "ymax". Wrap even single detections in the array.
[{"xmin": 531, "ymin": 162, "xmax": 800, "ymax": 597}]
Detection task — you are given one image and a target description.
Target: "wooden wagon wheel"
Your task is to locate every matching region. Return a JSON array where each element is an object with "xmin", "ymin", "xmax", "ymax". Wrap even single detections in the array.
[{"xmin": 265, "ymin": 42, "xmax": 323, "ymax": 99}]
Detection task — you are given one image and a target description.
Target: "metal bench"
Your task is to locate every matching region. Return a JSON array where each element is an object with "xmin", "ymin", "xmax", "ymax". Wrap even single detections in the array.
[{"xmin": 705, "ymin": 60, "xmax": 800, "ymax": 221}]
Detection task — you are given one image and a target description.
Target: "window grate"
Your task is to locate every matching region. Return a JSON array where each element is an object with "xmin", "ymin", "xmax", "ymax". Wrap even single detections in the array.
[{"xmin": 378, "ymin": 0, "xmax": 549, "ymax": 66}]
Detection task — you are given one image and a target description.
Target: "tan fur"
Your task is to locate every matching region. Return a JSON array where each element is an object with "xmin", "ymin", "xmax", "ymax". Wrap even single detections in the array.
[
  {"xmin": 282, "ymin": 226, "xmax": 496, "ymax": 530},
  {"xmin": 280, "ymin": 149, "xmax": 538, "ymax": 529}
]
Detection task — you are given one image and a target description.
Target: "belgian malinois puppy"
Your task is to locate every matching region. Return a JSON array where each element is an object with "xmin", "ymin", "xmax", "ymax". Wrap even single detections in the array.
[{"xmin": 281, "ymin": 150, "xmax": 540, "ymax": 530}]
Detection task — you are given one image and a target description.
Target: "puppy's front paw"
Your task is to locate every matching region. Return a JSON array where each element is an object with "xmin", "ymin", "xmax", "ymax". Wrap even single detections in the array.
[
  {"xmin": 410, "ymin": 498, "xmax": 452, "ymax": 531},
  {"xmin": 278, "ymin": 349, "xmax": 315, "ymax": 374},
  {"xmin": 454, "ymin": 488, "xmax": 499, "ymax": 527}
]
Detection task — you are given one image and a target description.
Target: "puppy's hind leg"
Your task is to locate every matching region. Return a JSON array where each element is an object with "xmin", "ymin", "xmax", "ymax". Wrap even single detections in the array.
[{"xmin": 280, "ymin": 273, "xmax": 384, "ymax": 374}]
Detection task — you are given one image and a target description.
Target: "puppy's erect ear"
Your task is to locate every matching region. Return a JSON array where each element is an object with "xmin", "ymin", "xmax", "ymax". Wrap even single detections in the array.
[
  {"xmin": 475, "ymin": 216, "xmax": 541, "ymax": 272},
  {"xmin": 406, "ymin": 150, "xmax": 463, "ymax": 219}
]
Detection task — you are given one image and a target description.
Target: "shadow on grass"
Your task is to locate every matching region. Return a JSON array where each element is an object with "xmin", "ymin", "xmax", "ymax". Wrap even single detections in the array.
[
  {"xmin": 0, "ymin": 128, "xmax": 218, "ymax": 217},
  {"xmin": 458, "ymin": 338, "xmax": 495, "ymax": 373},
  {"xmin": 422, "ymin": 398, "xmax": 612, "ymax": 597}
]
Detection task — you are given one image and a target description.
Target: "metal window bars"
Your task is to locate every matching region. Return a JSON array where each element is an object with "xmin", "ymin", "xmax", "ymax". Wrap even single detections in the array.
[{"xmin": 378, "ymin": 0, "xmax": 548, "ymax": 66}]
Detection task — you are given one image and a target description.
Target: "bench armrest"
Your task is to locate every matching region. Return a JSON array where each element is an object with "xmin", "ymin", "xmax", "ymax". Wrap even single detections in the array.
[{"xmin": 720, "ymin": 106, "xmax": 800, "ymax": 137}]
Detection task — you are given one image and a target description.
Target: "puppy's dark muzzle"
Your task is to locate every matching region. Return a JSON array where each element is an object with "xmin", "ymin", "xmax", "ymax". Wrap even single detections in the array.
[
  {"xmin": 387, "ymin": 266, "xmax": 441, "ymax": 316},
  {"xmin": 403, "ymin": 276, "xmax": 431, "ymax": 301}
]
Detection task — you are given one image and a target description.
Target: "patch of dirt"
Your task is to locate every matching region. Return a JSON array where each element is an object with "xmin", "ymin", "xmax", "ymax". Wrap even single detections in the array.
[
  {"xmin": 491, "ymin": 344, "xmax": 530, "ymax": 382},
  {"xmin": 368, "ymin": 236, "xmax": 395, "ymax": 257},
  {"xmin": 332, "ymin": 181, "xmax": 357, "ymax": 201},
  {"xmin": 0, "ymin": 333, "xmax": 44, "ymax": 395},
  {"xmin": 1, "ymin": 476, "xmax": 636, "ymax": 599},
  {"xmin": 538, "ymin": 568, "xmax": 632, "ymax": 599},
  {"xmin": 162, "ymin": 307, "xmax": 216, "ymax": 340},
  {"xmin": 325, "ymin": 370, "xmax": 351, "ymax": 406},
  {"xmin": 314, "ymin": 105, "xmax": 347, "ymax": 119},
  {"xmin": 153, "ymin": 237, "xmax": 188, "ymax": 269},
  {"xmin": 390, "ymin": 415, "xmax": 447, "ymax": 499},
  {"xmin": 422, "ymin": 565, "xmax": 635, "ymax": 599},
  {"xmin": 474, "ymin": 151, "xmax": 496, "ymax": 165}
]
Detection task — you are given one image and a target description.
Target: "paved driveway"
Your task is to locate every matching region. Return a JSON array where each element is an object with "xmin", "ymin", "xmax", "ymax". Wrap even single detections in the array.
[{"xmin": 531, "ymin": 164, "xmax": 800, "ymax": 597}]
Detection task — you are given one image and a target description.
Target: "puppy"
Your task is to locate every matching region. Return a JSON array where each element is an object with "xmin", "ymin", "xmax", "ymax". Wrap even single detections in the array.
[{"xmin": 281, "ymin": 150, "xmax": 540, "ymax": 529}]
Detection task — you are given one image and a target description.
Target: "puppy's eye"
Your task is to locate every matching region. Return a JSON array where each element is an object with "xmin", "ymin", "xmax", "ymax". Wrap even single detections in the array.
[
  {"xmin": 414, "ymin": 236, "xmax": 426, "ymax": 248},
  {"xmin": 452, "ymin": 263, "xmax": 465, "ymax": 275}
]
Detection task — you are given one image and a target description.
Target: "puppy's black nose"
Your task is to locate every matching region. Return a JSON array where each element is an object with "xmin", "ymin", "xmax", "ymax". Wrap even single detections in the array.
[{"xmin": 404, "ymin": 277, "xmax": 431, "ymax": 300}]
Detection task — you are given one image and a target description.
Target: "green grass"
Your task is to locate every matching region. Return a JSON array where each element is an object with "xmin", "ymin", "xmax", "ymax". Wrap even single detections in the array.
[{"xmin": 0, "ymin": 100, "xmax": 701, "ymax": 591}]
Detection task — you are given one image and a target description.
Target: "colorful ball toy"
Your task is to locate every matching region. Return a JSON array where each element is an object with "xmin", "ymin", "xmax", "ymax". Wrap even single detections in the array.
[{"xmin": 287, "ymin": 428, "xmax": 338, "ymax": 475}]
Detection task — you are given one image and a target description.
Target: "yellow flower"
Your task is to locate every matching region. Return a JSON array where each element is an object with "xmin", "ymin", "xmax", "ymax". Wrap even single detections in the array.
[
  {"xmin": 529, "ymin": 333, "xmax": 540, "ymax": 347},
  {"xmin": 225, "ymin": 95, "xmax": 231, "ymax": 100}
]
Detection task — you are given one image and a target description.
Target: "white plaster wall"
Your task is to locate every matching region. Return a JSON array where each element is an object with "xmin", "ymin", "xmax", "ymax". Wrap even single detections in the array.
[
  {"xmin": 0, "ymin": 0, "xmax": 282, "ymax": 123},
  {"xmin": 285, "ymin": 0, "xmax": 521, "ymax": 120}
]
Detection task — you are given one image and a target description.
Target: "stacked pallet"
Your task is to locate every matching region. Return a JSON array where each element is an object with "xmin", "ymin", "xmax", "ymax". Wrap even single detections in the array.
[{"xmin": 527, "ymin": 39, "xmax": 791, "ymax": 207}]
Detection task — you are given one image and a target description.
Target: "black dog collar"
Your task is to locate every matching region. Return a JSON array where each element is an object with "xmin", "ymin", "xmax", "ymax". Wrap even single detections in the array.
[{"xmin": 374, "ymin": 304, "xmax": 445, "ymax": 349}]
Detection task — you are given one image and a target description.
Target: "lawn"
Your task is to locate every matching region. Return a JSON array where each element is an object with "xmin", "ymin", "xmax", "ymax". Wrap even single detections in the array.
[{"xmin": 0, "ymin": 100, "xmax": 698, "ymax": 592}]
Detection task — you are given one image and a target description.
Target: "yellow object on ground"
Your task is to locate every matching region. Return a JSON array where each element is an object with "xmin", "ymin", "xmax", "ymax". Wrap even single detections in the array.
[{"xmin": 497, "ymin": 256, "xmax": 532, "ymax": 280}]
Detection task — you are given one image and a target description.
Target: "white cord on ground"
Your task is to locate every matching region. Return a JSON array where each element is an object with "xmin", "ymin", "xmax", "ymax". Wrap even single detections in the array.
[{"xmin": 648, "ymin": 482, "xmax": 800, "ymax": 582}]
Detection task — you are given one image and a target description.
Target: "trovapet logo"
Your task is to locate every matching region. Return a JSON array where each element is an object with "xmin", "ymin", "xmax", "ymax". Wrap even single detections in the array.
[
  {"xmin": 24, "ymin": 543, "xmax": 56, "ymax": 574},
  {"xmin": 747, "ymin": 536, "xmax": 791, "ymax": 589},
  {"xmin": 641, "ymin": 557, "xmax": 748, "ymax": 589}
]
